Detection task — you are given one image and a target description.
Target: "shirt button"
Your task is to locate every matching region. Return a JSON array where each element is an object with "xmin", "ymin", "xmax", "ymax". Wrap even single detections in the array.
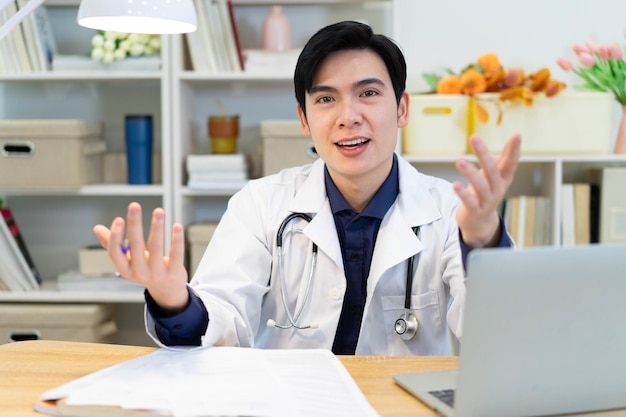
[
  {"xmin": 329, "ymin": 288, "xmax": 342, "ymax": 300},
  {"xmin": 350, "ymin": 253, "xmax": 359, "ymax": 261},
  {"xmin": 173, "ymin": 324, "xmax": 183, "ymax": 331}
]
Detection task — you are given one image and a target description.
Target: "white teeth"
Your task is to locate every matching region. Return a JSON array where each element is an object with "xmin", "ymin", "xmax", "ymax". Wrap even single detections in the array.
[{"xmin": 337, "ymin": 138, "xmax": 367, "ymax": 146}]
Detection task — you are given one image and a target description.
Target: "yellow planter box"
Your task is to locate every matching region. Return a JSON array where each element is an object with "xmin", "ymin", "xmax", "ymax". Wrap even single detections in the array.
[
  {"xmin": 402, "ymin": 94, "xmax": 469, "ymax": 155},
  {"xmin": 471, "ymin": 92, "xmax": 613, "ymax": 155}
]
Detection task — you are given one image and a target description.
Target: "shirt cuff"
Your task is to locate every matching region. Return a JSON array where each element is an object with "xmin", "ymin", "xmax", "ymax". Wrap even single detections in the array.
[
  {"xmin": 145, "ymin": 287, "xmax": 209, "ymax": 346},
  {"xmin": 459, "ymin": 216, "xmax": 513, "ymax": 268}
]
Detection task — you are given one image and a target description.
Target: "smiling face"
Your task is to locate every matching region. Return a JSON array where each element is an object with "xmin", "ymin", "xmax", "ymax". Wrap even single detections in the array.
[{"xmin": 297, "ymin": 48, "xmax": 409, "ymax": 197}]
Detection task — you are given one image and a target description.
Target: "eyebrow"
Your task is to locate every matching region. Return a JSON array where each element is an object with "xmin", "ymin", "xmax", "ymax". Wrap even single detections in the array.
[{"xmin": 308, "ymin": 77, "xmax": 387, "ymax": 95}]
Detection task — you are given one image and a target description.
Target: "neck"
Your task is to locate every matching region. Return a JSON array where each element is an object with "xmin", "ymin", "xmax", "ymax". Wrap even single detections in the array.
[{"xmin": 329, "ymin": 158, "xmax": 394, "ymax": 213}]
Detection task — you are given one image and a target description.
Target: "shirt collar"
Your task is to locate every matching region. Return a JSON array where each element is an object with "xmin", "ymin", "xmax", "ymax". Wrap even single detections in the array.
[{"xmin": 324, "ymin": 154, "xmax": 399, "ymax": 219}]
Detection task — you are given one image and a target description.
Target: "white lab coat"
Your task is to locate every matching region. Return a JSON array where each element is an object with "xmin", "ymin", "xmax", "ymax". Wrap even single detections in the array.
[{"xmin": 147, "ymin": 155, "xmax": 466, "ymax": 355}]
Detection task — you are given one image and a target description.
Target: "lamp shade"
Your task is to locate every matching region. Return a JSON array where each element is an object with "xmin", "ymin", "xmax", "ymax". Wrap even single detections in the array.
[{"xmin": 77, "ymin": 0, "xmax": 197, "ymax": 34}]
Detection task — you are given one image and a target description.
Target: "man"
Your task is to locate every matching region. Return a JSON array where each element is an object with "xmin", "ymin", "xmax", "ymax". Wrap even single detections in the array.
[{"xmin": 94, "ymin": 21, "xmax": 520, "ymax": 355}]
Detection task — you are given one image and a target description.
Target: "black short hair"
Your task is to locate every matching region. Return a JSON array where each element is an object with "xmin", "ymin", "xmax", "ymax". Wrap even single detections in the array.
[{"xmin": 294, "ymin": 20, "xmax": 407, "ymax": 116}]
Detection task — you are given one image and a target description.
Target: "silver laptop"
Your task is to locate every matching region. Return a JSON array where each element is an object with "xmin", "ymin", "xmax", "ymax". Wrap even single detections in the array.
[{"xmin": 393, "ymin": 244, "xmax": 626, "ymax": 417}]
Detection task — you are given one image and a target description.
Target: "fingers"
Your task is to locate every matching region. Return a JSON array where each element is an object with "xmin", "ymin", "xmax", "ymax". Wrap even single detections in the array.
[
  {"xmin": 92, "ymin": 224, "xmax": 111, "ymax": 249},
  {"xmin": 147, "ymin": 208, "xmax": 166, "ymax": 274},
  {"xmin": 497, "ymin": 134, "xmax": 522, "ymax": 181},
  {"xmin": 168, "ymin": 223, "xmax": 186, "ymax": 273}
]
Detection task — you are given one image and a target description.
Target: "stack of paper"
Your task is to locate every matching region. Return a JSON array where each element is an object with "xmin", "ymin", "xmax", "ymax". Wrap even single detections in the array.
[
  {"xmin": 37, "ymin": 347, "xmax": 380, "ymax": 417},
  {"xmin": 186, "ymin": 154, "xmax": 248, "ymax": 190}
]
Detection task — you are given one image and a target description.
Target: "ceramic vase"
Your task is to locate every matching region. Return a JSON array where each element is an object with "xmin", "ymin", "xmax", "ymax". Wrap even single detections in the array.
[{"xmin": 261, "ymin": 6, "xmax": 291, "ymax": 51}]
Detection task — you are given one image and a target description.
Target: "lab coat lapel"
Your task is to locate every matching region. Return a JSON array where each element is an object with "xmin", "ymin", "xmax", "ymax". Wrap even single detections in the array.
[
  {"xmin": 287, "ymin": 160, "xmax": 344, "ymax": 271},
  {"xmin": 367, "ymin": 157, "xmax": 443, "ymax": 292}
]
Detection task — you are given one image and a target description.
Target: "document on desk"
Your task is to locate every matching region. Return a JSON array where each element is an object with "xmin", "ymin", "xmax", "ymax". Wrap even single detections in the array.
[{"xmin": 37, "ymin": 346, "xmax": 380, "ymax": 417}]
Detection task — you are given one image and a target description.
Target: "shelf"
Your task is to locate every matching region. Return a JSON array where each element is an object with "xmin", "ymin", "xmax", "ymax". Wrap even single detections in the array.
[
  {"xmin": 0, "ymin": 185, "xmax": 165, "ymax": 196},
  {"xmin": 0, "ymin": 283, "xmax": 144, "ymax": 303},
  {"xmin": 0, "ymin": 72, "xmax": 164, "ymax": 81}
]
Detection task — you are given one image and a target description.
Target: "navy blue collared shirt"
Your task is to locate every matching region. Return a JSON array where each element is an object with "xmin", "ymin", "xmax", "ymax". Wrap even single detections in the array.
[{"xmin": 327, "ymin": 155, "xmax": 400, "ymax": 354}]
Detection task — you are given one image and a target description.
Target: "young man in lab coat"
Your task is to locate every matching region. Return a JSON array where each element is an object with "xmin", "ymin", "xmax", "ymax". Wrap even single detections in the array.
[{"xmin": 94, "ymin": 21, "xmax": 520, "ymax": 355}]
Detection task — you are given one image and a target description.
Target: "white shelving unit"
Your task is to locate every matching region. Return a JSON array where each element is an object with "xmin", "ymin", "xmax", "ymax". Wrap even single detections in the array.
[{"xmin": 2, "ymin": 0, "xmax": 626, "ymax": 346}]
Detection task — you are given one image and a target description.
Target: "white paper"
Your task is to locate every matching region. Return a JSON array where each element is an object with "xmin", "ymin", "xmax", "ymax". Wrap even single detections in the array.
[{"xmin": 40, "ymin": 347, "xmax": 380, "ymax": 417}]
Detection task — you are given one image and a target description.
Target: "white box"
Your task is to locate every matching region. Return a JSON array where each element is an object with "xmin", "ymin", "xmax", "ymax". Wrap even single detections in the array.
[
  {"xmin": 0, "ymin": 303, "xmax": 117, "ymax": 344},
  {"xmin": 186, "ymin": 223, "xmax": 218, "ymax": 276},
  {"xmin": 402, "ymin": 94, "xmax": 469, "ymax": 155},
  {"xmin": 472, "ymin": 92, "xmax": 613, "ymax": 155},
  {"xmin": 0, "ymin": 119, "xmax": 106, "ymax": 190},
  {"xmin": 261, "ymin": 120, "xmax": 319, "ymax": 176}
]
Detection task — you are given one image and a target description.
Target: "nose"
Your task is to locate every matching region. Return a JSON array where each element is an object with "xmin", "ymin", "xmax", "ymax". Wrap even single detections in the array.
[{"xmin": 336, "ymin": 99, "xmax": 362, "ymax": 128}]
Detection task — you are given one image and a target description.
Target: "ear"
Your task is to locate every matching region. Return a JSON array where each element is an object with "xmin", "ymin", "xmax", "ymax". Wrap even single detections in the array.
[
  {"xmin": 296, "ymin": 103, "xmax": 312, "ymax": 137},
  {"xmin": 396, "ymin": 91, "xmax": 410, "ymax": 129}
]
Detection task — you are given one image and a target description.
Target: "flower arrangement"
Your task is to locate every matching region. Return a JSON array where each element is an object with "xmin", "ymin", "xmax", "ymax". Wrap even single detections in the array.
[
  {"xmin": 423, "ymin": 53, "xmax": 567, "ymax": 124},
  {"xmin": 556, "ymin": 29, "xmax": 626, "ymax": 105},
  {"xmin": 90, "ymin": 31, "xmax": 161, "ymax": 64}
]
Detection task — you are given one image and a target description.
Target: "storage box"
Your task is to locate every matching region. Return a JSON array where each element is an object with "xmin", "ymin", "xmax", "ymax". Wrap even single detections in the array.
[
  {"xmin": 186, "ymin": 223, "xmax": 218, "ymax": 276},
  {"xmin": 471, "ymin": 92, "xmax": 613, "ymax": 155},
  {"xmin": 0, "ymin": 303, "xmax": 116, "ymax": 344},
  {"xmin": 78, "ymin": 245, "xmax": 116, "ymax": 276},
  {"xmin": 261, "ymin": 120, "xmax": 319, "ymax": 176},
  {"xmin": 0, "ymin": 119, "xmax": 106, "ymax": 191},
  {"xmin": 402, "ymin": 94, "xmax": 469, "ymax": 155}
]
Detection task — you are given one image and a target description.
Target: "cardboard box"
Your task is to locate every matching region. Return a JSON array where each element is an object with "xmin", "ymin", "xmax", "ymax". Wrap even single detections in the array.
[
  {"xmin": 78, "ymin": 245, "xmax": 116, "ymax": 276},
  {"xmin": 0, "ymin": 119, "xmax": 106, "ymax": 190},
  {"xmin": 0, "ymin": 303, "xmax": 116, "ymax": 344},
  {"xmin": 261, "ymin": 120, "xmax": 319, "ymax": 176},
  {"xmin": 186, "ymin": 223, "xmax": 218, "ymax": 276},
  {"xmin": 472, "ymin": 92, "xmax": 613, "ymax": 155},
  {"xmin": 403, "ymin": 94, "xmax": 469, "ymax": 155}
]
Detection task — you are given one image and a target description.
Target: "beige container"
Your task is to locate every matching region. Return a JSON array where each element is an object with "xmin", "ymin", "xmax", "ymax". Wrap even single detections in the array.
[
  {"xmin": 472, "ymin": 92, "xmax": 613, "ymax": 155},
  {"xmin": 78, "ymin": 245, "xmax": 116, "ymax": 276},
  {"xmin": 186, "ymin": 222, "xmax": 218, "ymax": 277},
  {"xmin": 261, "ymin": 120, "xmax": 318, "ymax": 176},
  {"xmin": 0, "ymin": 119, "xmax": 106, "ymax": 190},
  {"xmin": 403, "ymin": 94, "xmax": 469, "ymax": 155},
  {"xmin": 0, "ymin": 303, "xmax": 117, "ymax": 344}
]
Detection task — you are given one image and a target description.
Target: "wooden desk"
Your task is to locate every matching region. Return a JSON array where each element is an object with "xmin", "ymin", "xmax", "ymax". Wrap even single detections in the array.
[{"xmin": 0, "ymin": 340, "xmax": 456, "ymax": 417}]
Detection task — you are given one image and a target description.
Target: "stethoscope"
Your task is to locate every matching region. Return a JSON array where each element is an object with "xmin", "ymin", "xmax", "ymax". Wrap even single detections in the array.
[{"xmin": 267, "ymin": 213, "xmax": 421, "ymax": 341}]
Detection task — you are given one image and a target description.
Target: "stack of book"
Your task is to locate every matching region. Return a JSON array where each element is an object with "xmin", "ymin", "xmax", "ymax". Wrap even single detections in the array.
[
  {"xmin": 186, "ymin": 153, "xmax": 248, "ymax": 190},
  {"xmin": 185, "ymin": 0, "xmax": 244, "ymax": 72},
  {"xmin": 0, "ymin": 205, "xmax": 41, "ymax": 291},
  {"xmin": 0, "ymin": 2, "xmax": 56, "ymax": 74}
]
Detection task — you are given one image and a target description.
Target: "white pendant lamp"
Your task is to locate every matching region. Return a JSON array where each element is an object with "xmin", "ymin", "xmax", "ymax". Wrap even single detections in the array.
[{"xmin": 77, "ymin": 0, "xmax": 197, "ymax": 34}]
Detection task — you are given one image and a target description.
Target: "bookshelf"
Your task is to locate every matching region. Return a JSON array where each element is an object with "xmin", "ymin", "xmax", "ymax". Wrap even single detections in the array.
[{"xmin": 1, "ymin": 0, "xmax": 626, "ymax": 347}]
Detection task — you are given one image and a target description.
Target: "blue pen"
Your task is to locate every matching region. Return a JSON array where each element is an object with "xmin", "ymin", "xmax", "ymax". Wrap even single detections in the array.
[{"xmin": 121, "ymin": 239, "xmax": 130, "ymax": 255}]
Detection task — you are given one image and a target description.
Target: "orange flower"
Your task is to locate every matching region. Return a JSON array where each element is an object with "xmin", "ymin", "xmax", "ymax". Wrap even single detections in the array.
[
  {"xmin": 477, "ymin": 52, "xmax": 501, "ymax": 74},
  {"xmin": 436, "ymin": 75, "xmax": 462, "ymax": 94},
  {"xmin": 460, "ymin": 68, "xmax": 487, "ymax": 95}
]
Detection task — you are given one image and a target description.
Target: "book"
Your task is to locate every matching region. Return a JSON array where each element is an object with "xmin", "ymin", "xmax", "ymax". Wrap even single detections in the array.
[
  {"xmin": 216, "ymin": 0, "xmax": 242, "ymax": 72},
  {"xmin": 573, "ymin": 183, "xmax": 591, "ymax": 245},
  {"xmin": 205, "ymin": 0, "xmax": 230, "ymax": 71},
  {"xmin": 533, "ymin": 196, "xmax": 551, "ymax": 247},
  {"xmin": 560, "ymin": 183, "xmax": 576, "ymax": 247},
  {"xmin": 588, "ymin": 167, "xmax": 626, "ymax": 244},
  {"xmin": 31, "ymin": 4, "xmax": 56, "ymax": 71},
  {"xmin": 226, "ymin": 0, "xmax": 245, "ymax": 70},
  {"xmin": 589, "ymin": 184, "xmax": 601, "ymax": 244},
  {"xmin": 0, "ymin": 208, "xmax": 37, "ymax": 291},
  {"xmin": 16, "ymin": 0, "xmax": 43, "ymax": 72},
  {"xmin": 523, "ymin": 195, "xmax": 536, "ymax": 248},
  {"xmin": 6, "ymin": 0, "xmax": 33, "ymax": 72},
  {"xmin": 1, "ymin": 206, "xmax": 41, "ymax": 284}
]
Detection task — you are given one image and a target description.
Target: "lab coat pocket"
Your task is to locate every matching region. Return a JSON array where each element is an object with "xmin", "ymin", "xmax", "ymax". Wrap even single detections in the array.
[{"xmin": 381, "ymin": 291, "xmax": 445, "ymax": 355}]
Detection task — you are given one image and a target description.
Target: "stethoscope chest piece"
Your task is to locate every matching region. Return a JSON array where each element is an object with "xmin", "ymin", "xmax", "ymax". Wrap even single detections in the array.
[{"xmin": 395, "ymin": 312, "xmax": 418, "ymax": 341}]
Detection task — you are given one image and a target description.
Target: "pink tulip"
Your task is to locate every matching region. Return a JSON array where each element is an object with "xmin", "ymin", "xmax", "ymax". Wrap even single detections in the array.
[
  {"xmin": 557, "ymin": 57, "xmax": 573, "ymax": 70},
  {"xmin": 573, "ymin": 43, "xmax": 588, "ymax": 54},
  {"xmin": 610, "ymin": 42, "xmax": 624, "ymax": 60},
  {"xmin": 579, "ymin": 52, "xmax": 596, "ymax": 68},
  {"xmin": 598, "ymin": 45, "xmax": 611, "ymax": 60},
  {"xmin": 585, "ymin": 40, "xmax": 600, "ymax": 54}
]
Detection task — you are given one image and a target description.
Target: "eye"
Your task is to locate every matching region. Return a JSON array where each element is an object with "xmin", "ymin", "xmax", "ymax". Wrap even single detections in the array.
[
  {"xmin": 316, "ymin": 96, "xmax": 334, "ymax": 104},
  {"xmin": 361, "ymin": 89, "xmax": 378, "ymax": 98}
]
